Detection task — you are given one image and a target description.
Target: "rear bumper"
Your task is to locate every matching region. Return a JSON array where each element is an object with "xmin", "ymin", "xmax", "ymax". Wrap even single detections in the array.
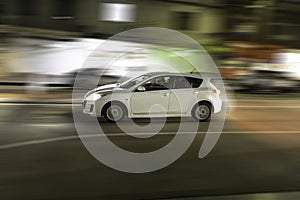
[{"xmin": 212, "ymin": 97, "xmax": 222, "ymax": 113}]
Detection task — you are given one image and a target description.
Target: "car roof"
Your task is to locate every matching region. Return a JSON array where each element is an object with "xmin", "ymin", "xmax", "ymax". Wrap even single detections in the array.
[{"xmin": 143, "ymin": 71, "xmax": 212, "ymax": 79}]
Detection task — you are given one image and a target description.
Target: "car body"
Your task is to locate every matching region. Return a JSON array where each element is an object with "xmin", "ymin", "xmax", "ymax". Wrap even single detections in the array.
[{"xmin": 82, "ymin": 72, "xmax": 222, "ymax": 122}]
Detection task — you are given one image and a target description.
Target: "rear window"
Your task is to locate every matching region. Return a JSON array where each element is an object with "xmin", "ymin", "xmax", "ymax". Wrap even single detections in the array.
[{"xmin": 173, "ymin": 76, "xmax": 203, "ymax": 89}]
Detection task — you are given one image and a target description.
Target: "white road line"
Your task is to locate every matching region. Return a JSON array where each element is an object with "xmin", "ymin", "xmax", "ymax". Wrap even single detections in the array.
[
  {"xmin": 0, "ymin": 103, "xmax": 80, "ymax": 106},
  {"xmin": 228, "ymin": 99, "xmax": 300, "ymax": 102},
  {"xmin": 233, "ymin": 106, "xmax": 300, "ymax": 108},
  {"xmin": 0, "ymin": 131, "xmax": 299, "ymax": 150},
  {"xmin": 27, "ymin": 123, "xmax": 73, "ymax": 127}
]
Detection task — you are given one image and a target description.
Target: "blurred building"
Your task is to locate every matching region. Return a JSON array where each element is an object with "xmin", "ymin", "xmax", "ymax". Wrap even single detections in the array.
[
  {"xmin": 0, "ymin": 0, "xmax": 299, "ymax": 47},
  {"xmin": 226, "ymin": 0, "xmax": 300, "ymax": 47},
  {"xmin": 0, "ymin": 0, "xmax": 225, "ymax": 44}
]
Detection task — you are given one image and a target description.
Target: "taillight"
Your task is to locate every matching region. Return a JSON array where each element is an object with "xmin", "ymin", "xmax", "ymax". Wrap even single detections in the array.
[{"xmin": 212, "ymin": 88, "xmax": 220, "ymax": 95}]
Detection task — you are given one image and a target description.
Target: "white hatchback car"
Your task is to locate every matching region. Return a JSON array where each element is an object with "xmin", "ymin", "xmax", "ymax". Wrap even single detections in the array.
[{"xmin": 83, "ymin": 72, "xmax": 222, "ymax": 122}]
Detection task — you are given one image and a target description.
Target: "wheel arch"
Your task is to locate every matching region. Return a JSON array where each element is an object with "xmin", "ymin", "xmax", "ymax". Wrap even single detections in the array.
[
  {"xmin": 101, "ymin": 101, "xmax": 128, "ymax": 117},
  {"xmin": 192, "ymin": 100, "xmax": 214, "ymax": 113}
]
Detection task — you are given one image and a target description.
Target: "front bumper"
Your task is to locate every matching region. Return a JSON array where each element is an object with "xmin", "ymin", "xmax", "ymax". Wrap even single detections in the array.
[{"xmin": 83, "ymin": 100, "xmax": 96, "ymax": 116}]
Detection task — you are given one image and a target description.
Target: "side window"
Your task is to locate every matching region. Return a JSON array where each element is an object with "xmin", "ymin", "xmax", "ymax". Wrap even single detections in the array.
[
  {"xmin": 187, "ymin": 77, "xmax": 203, "ymax": 88},
  {"xmin": 143, "ymin": 76, "xmax": 172, "ymax": 91},
  {"xmin": 174, "ymin": 76, "xmax": 202, "ymax": 89}
]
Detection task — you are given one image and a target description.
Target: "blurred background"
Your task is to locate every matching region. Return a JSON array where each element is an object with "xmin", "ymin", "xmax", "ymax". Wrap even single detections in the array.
[
  {"xmin": 0, "ymin": 0, "xmax": 300, "ymax": 94},
  {"xmin": 0, "ymin": 1, "xmax": 299, "ymax": 200}
]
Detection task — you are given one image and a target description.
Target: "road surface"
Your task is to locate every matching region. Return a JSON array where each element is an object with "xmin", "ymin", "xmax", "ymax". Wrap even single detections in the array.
[{"xmin": 0, "ymin": 95, "xmax": 299, "ymax": 199}]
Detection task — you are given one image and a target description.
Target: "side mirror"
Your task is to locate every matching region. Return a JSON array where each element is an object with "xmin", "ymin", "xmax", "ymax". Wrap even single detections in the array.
[{"xmin": 137, "ymin": 86, "xmax": 146, "ymax": 92}]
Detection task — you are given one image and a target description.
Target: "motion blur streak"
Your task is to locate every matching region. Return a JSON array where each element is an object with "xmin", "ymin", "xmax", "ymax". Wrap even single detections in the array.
[{"xmin": 0, "ymin": 0, "xmax": 299, "ymax": 199}]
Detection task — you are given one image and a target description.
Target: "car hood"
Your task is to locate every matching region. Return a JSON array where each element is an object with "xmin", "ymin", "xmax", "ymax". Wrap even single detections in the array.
[
  {"xmin": 84, "ymin": 83, "xmax": 125, "ymax": 99},
  {"xmin": 94, "ymin": 83, "xmax": 118, "ymax": 92}
]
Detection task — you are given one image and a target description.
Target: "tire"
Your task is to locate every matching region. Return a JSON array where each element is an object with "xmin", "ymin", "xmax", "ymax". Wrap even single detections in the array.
[
  {"xmin": 192, "ymin": 102, "xmax": 212, "ymax": 122},
  {"xmin": 103, "ymin": 103, "xmax": 125, "ymax": 122}
]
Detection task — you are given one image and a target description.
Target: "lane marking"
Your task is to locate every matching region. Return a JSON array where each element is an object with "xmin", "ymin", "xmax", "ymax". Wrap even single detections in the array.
[
  {"xmin": 230, "ymin": 99, "xmax": 300, "ymax": 102},
  {"xmin": 26, "ymin": 123, "xmax": 73, "ymax": 127},
  {"xmin": 1, "ymin": 131, "xmax": 299, "ymax": 150},
  {"xmin": 0, "ymin": 103, "xmax": 81, "ymax": 106},
  {"xmin": 232, "ymin": 106, "xmax": 300, "ymax": 108}
]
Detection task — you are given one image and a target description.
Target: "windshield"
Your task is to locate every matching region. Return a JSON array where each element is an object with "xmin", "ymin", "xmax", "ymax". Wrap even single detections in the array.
[{"xmin": 119, "ymin": 75, "xmax": 150, "ymax": 88}]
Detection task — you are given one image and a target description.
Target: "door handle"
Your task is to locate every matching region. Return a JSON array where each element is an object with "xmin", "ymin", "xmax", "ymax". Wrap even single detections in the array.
[{"xmin": 163, "ymin": 93, "xmax": 169, "ymax": 96}]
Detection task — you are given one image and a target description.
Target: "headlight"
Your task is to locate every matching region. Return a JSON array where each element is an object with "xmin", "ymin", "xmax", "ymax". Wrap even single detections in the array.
[
  {"xmin": 94, "ymin": 94, "xmax": 101, "ymax": 99},
  {"xmin": 86, "ymin": 93, "xmax": 102, "ymax": 101}
]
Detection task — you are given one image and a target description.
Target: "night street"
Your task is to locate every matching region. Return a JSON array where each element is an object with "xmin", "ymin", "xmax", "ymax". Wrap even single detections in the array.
[{"xmin": 1, "ymin": 1, "xmax": 300, "ymax": 198}]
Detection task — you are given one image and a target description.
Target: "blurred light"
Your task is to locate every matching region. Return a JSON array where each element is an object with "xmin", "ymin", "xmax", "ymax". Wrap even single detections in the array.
[
  {"xmin": 51, "ymin": 16, "xmax": 74, "ymax": 20},
  {"xmin": 244, "ymin": 5, "xmax": 266, "ymax": 8},
  {"xmin": 100, "ymin": 3, "xmax": 136, "ymax": 22},
  {"xmin": 286, "ymin": 53, "xmax": 300, "ymax": 63},
  {"xmin": 273, "ymin": 52, "xmax": 300, "ymax": 79}
]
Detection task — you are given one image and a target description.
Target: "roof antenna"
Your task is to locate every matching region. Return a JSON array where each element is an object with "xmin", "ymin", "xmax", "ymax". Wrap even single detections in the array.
[{"xmin": 190, "ymin": 68, "xmax": 196, "ymax": 74}]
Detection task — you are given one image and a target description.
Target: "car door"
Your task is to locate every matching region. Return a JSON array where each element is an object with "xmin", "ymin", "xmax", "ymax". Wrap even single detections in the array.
[
  {"xmin": 130, "ymin": 76, "xmax": 172, "ymax": 116},
  {"xmin": 168, "ymin": 76, "xmax": 203, "ymax": 114}
]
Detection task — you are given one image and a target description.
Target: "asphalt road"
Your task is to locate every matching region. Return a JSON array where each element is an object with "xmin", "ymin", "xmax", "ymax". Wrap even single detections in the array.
[{"xmin": 0, "ymin": 95, "xmax": 299, "ymax": 200}]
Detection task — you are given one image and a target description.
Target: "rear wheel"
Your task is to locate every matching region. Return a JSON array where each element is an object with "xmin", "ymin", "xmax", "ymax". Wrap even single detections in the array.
[
  {"xmin": 192, "ymin": 103, "xmax": 212, "ymax": 122},
  {"xmin": 103, "ymin": 103, "xmax": 125, "ymax": 122}
]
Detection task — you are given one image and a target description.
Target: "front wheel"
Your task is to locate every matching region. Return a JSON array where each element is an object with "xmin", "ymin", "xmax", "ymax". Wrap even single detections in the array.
[
  {"xmin": 103, "ymin": 103, "xmax": 125, "ymax": 122},
  {"xmin": 192, "ymin": 103, "xmax": 212, "ymax": 122}
]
